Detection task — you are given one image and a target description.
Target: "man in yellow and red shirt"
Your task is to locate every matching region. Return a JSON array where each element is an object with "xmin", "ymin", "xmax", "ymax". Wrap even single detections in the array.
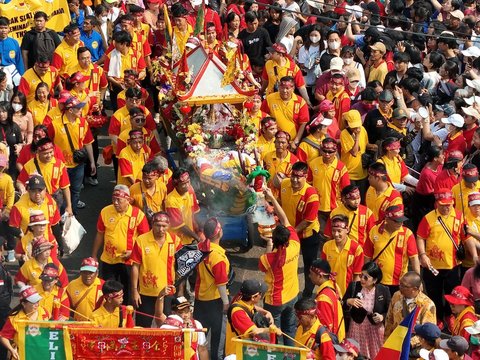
[
  {"xmin": 91, "ymin": 185, "xmax": 149, "ymax": 305},
  {"xmin": 257, "ymin": 117, "xmax": 278, "ymax": 160},
  {"xmin": 417, "ymin": 188, "xmax": 476, "ymax": 322},
  {"xmin": 364, "ymin": 204, "xmax": 419, "ymax": 295},
  {"xmin": 117, "ymin": 130, "xmax": 150, "ymax": 186},
  {"xmin": 71, "ymin": 46, "xmax": 108, "ymax": 96},
  {"xmin": 130, "ymin": 212, "xmax": 181, "ymax": 327},
  {"xmin": 321, "ymin": 214, "xmax": 363, "ymax": 296},
  {"xmin": 17, "ymin": 138, "xmax": 72, "ymax": 216},
  {"xmin": 365, "ymin": 162, "xmax": 403, "ymax": 223},
  {"xmin": 18, "ymin": 56, "xmax": 60, "ymax": 103},
  {"xmin": 165, "ymin": 168, "xmax": 201, "ymax": 245},
  {"xmin": 52, "ymin": 24, "xmax": 84, "ymax": 78},
  {"xmin": 308, "ymin": 138, "xmax": 350, "ymax": 230},
  {"xmin": 118, "ymin": 14, "xmax": 151, "ymax": 72},
  {"xmin": 324, "ymin": 185, "xmax": 375, "ymax": 246},
  {"xmin": 279, "ymin": 162, "xmax": 320, "ymax": 298},
  {"xmin": 194, "ymin": 217, "xmax": 230, "ymax": 360},
  {"xmin": 260, "ymin": 187, "xmax": 301, "ymax": 345},
  {"xmin": 261, "ymin": 76, "xmax": 309, "ymax": 149}
]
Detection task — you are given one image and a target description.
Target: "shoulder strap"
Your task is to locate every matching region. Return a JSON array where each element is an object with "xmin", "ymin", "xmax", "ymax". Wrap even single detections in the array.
[
  {"xmin": 62, "ymin": 117, "xmax": 77, "ymax": 152},
  {"xmin": 88, "ymin": 69, "xmax": 94, "ymax": 89},
  {"xmin": 437, "ymin": 216, "xmax": 460, "ymax": 251},
  {"xmin": 33, "ymin": 157, "xmax": 43, "ymax": 177},
  {"xmin": 301, "ymin": 137, "xmax": 322, "ymax": 151},
  {"xmin": 347, "ymin": 213, "xmax": 357, "ymax": 235},
  {"xmin": 227, "ymin": 303, "xmax": 254, "ymax": 336},
  {"xmin": 372, "ymin": 233, "xmax": 397, "ymax": 262},
  {"xmin": 71, "ymin": 286, "xmax": 94, "ymax": 310}
]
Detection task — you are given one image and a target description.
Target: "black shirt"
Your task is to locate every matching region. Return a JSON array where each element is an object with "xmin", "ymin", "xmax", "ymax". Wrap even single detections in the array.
[
  {"xmin": 238, "ymin": 27, "xmax": 272, "ymax": 66},
  {"xmin": 262, "ymin": 21, "xmax": 280, "ymax": 44},
  {"xmin": 21, "ymin": 28, "xmax": 61, "ymax": 69},
  {"xmin": 363, "ymin": 108, "xmax": 389, "ymax": 145}
]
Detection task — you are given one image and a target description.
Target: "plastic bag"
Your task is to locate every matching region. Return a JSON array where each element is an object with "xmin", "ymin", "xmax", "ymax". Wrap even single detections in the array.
[{"xmin": 62, "ymin": 216, "xmax": 86, "ymax": 255}]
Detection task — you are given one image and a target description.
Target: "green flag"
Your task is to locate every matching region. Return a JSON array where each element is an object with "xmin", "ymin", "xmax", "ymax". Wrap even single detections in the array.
[{"xmin": 193, "ymin": 0, "xmax": 205, "ymax": 36}]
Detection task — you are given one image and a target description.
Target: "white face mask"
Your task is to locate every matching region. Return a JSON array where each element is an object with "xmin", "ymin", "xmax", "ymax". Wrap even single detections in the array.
[
  {"xmin": 343, "ymin": 57, "xmax": 353, "ymax": 65},
  {"xmin": 12, "ymin": 104, "xmax": 22, "ymax": 112},
  {"xmin": 310, "ymin": 36, "xmax": 320, "ymax": 44},
  {"xmin": 328, "ymin": 41, "xmax": 340, "ymax": 50},
  {"xmin": 101, "ymin": 16, "xmax": 108, "ymax": 23}
]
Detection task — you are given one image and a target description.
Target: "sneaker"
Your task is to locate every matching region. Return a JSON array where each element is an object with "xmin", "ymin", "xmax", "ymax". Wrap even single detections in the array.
[
  {"xmin": 77, "ymin": 200, "xmax": 86, "ymax": 209},
  {"xmin": 85, "ymin": 177, "xmax": 98, "ymax": 186},
  {"xmin": 6, "ymin": 250, "xmax": 15, "ymax": 263}
]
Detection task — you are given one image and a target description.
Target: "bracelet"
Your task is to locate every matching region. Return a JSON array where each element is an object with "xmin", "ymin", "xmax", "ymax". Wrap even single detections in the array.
[{"xmin": 419, "ymin": 252, "xmax": 426, "ymax": 257}]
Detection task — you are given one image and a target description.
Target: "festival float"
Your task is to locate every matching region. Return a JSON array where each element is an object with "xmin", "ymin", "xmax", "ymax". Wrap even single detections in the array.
[{"xmin": 152, "ymin": 40, "xmax": 276, "ymax": 250}]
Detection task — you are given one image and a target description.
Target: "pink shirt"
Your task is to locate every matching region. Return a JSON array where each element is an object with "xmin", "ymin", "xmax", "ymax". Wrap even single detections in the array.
[{"xmin": 461, "ymin": 267, "xmax": 480, "ymax": 300}]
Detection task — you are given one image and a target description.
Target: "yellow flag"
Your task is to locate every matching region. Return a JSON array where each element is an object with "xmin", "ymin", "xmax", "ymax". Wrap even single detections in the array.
[{"xmin": 221, "ymin": 47, "xmax": 237, "ymax": 87}]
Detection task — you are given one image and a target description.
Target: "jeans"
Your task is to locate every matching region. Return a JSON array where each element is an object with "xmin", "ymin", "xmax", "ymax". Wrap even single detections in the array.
[
  {"xmin": 301, "ymin": 231, "xmax": 320, "ymax": 298},
  {"xmin": 67, "ymin": 164, "xmax": 85, "ymax": 215},
  {"xmin": 193, "ymin": 298, "xmax": 225, "ymax": 360},
  {"xmin": 264, "ymin": 296, "xmax": 298, "ymax": 346}
]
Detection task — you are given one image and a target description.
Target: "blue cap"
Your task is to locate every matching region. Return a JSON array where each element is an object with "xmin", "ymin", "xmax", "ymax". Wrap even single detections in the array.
[{"xmin": 415, "ymin": 323, "xmax": 441, "ymax": 341}]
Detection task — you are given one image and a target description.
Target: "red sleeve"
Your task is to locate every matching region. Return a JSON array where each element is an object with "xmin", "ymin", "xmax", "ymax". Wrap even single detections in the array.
[
  {"xmin": 258, "ymin": 256, "xmax": 267, "ymax": 272},
  {"xmin": 54, "ymin": 146, "xmax": 65, "ymax": 162},
  {"xmin": 166, "ymin": 207, "xmax": 184, "ymax": 228},
  {"xmin": 51, "ymin": 53, "xmax": 63, "ymax": 72},
  {"xmin": 49, "ymin": 198, "xmax": 60, "ymax": 226},
  {"xmin": 297, "ymin": 102, "xmax": 309, "ymax": 124},
  {"xmin": 294, "ymin": 70, "xmax": 305, "ymax": 87},
  {"xmin": 57, "ymin": 262, "xmax": 69, "ymax": 288},
  {"xmin": 340, "ymin": 97, "xmax": 351, "ymax": 116},
  {"xmin": 137, "ymin": 216, "xmax": 149, "ymax": 234},
  {"xmin": 97, "ymin": 212, "xmax": 106, "ymax": 232},
  {"xmin": 103, "ymin": 55, "xmax": 110, "ymax": 74},
  {"xmin": 366, "ymin": 213, "xmax": 375, "ymax": 233},
  {"xmin": 321, "ymin": 248, "xmax": 327, "ymax": 260},
  {"xmin": 8, "ymin": 206, "xmax": 21, "ymax": 228},
  {"xmin": 15, "ymin": 267, "xmax": 28, "ymax": 284},
  {"xmin": 261, "ymin": 66, "xmax": 268, "ymax": 81},
  {"xmin": 137, "ymin": 53, "xmax": 146, "ymax": 71},
  {"xmin": 60, "ymin": 291, "xmax": 71, "ymax": 318},
  {"xmin": 303, "ymin": 189, "xmax": 319, "ymax": 222},
  {"xmin": 0, "ymin": 318, "xmax": 15, "ymax": 340},
  {"xmin": 14, "ymin": 240, "xmax": 24, "ymax": 254},
  {"xmin": 47, "ymin": 123, "xmax": 55, "ymax": 140},
  {"xmin": 352, "ymin": 246, "xmax": 364, "ymax": 273},
  {"xmin": 144, "ymin": 112, "xmax": 156, "ymax": 131},
  {"xmin": 297, "ymin": 147, "xmax": 307, "ymax": 163},
  {"xmin": 18, "ymin": 78, "xmax": 30, "ymax": 98},
  {"xmin": 416, "ymin": 217, "xmax": 431, "ymax": 239},
  {"xmin": 324, "ymin": 218, "xmax": 332, "ymax": 238},
  {"xmin": 142, "ymin": 39, "xmax": 151, "ymax": 57},
  {"xmin": 340, "ymin": 168, "xmax": 350, "ymax": 189},
  {"xmin": 130, "ymin": 242, "xmax": 143, "ymax": 264},
  {"xmin": 401, "ymin": 160, "xmax": 409, "ymax": 180},
  {"xmin": 406, "ymin": 232, "xmax": 418, "ymax": 257},
  {"xmin": 149, "ymin": 136, "xmax": 162, "ymax": 157},
  {"xmin": 82, "ymin": 125, "xmax": 94, "ymax": 145},
  {"xmin": 17, "ymin": 146, "xmax": 32, "ymax": 166},
  {"xmin": 316, "ymin": 297, "xmax": 335, "ymax": 333},
  {"xmin": 59, "ymin": 167, "xmax": 70, "ymax": 188},
  {"xmin": 43, "ymin": 114, "xmax": 53, "ymax": 127},
  {"xmin": 231, "ymin": 307, "xmax": 255, "ymax": 334},
  {"xmin": 108, "ymin": 115, "xmax": 121, "ymax": 136},
  {"xmin": 261, "ymin": 99, "xmax": 270, "ymax": 114},
  {"xmin": 364, "ymin": 233, "xmax": 374, "ymax": 258},
  {"xmin": 17, "ymin": 168, "xmax": 28, "ymax": 185},
  {"xmin": 191, "ymin": 190, "xmax": 200, "ymax": 213},
  {"xmin": 117, "ymin": 98, "xmax": 126, "ymax": 109},
  {"xmin": 211, "ymin": 260, "xmax": 228, "ymax": 284},
  {"xmin": 119, "ymin": 158, "xmax": 133, "ymax": 177},
  {"xmin": 99, "ymin": 72, "xmax": 108, "ymax": 88},
  {"xmin": 288, "ymin": 226, "xmax": 299, "ymax": 242},
  {"xmin": 116, "ymin": 139, "xmax": 126, "ymax": 156}
]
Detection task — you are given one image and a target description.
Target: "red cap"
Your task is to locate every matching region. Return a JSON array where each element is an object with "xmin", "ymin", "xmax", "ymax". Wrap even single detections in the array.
[
  {"xmin": 58, "ymin": 91, "xmax": 72, "ymax": 104},
  {"xmin": 20, "ymin": 286, "xmax": 42, "ymax": 303},
  {"xmin": 385, "ymin": 204, "xmax": 408, "ymax": 222},
  {"xmin": 80, "ymin": 257, "xmax": 99, "ymax": 272},
  {"xmin": 435, "ymin": 188, "xmax": 454, "ymax": 205},
  {"xmin": 445, "ymin": 286, "xmax": 474, "ymax": 306},
  {"xmin": 70, "ymin": 72, "xmax": 90, "ymax": 83},
  {"xmin": 319, "ymin": 100, "xmax": 335, "ymax": 112},
  {"xmin": 468, "ymin": 192, "xmax": 480, "ymax": 206},
  {"xmin": 64, "ymin": 96, "xmax": 86, "ymax": 110},
  {"xmin": 267, "ymin": 43, "xmax": 287, "ymax": 55},
  {"xmin": 152, "ymin": 212, "xmax": 170, "ymax": 224},
  {"xmin": 446, "ymin": 150, "xmax": 464, "ymax": 163},
  {"xmin": 31, "ymin": 236, "xmax": 53, "ymax": 257},
  {"xmin": 463, "ymin": 165, "xmax": 479, "ymax": 183}
]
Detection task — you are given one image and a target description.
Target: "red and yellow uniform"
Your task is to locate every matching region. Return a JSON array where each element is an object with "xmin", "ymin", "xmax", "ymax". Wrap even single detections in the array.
[
  {"xmin": 365, "ymin": 185, "xmax": 403, "ymax": 223},
  {"xmin": 130, "ymin": 180, "xmax": 167, "ymax": 214},
  {"xmin": 257, "ymin": 135, "xmax": 275, "ymax": 160},
  {"xmin": 15, "ymin": 232, "xmax": 58, "ymax": 262},
  {"xmin": 264, "ymin": 151, "xmax": 298, "ymax": 191},
  {"xmin": 165, "ymin": 188, "xmax": 200, "ymax": 245},
  {"xmin": 131, "ymin": 31, "xmax": 151, "ymax": 59},
  {"xmin": 453, "ymin": 180, "xmax": 480, "ymax": 213},
  {"xmin": 280, "ymin": 180, "xmax": 320, "ymax": 239},
  {"xmin": 15, "ymin": 257, "xmax": 68, "ymax": 288},
  {"xmin": 97, "ymin": 204, "xmax": 149, "ymax": 265},
  {"xmin": 245, "ymin": 109, "xmax": 268, "ymax": 131},
  {"xmin": 69, "ymin": 88, "xmax": 96, "ymax": 118},
  {"xmin": 70, "ymin": 63, "xmax": 108, "ymax": 92},
  {"xmin": 452, "ymin": 306, "xmax": 477, "ymax": 340},
  {"xmin": 464, "ymin": 211, "xmax": 480, "ymax": 268},
  {"xmin": 295, "ymin": 318, "xmax": 336, "ymax": 360},
  {"xmin": 172, "ymin": 24, "xmax": 193, "ymax": 57},
  {"xmin": 297, "ymin": 134, "xmax": 325, "ymax": 165},
  {"xmin": 52, "ymin": 40, "xmax": 84, "ymax": 77},
  {"xmin": 324, "ymin": 204, "xmax": 375, "ymax": 246},
  {"xmin": 103, "ymin": 47, "xmax": 146, "ymax": 80},
  {"xmin": 321, "ymin": 238, "xmax": 363, "ymax": 296},
  {"xmin": 117, "ymin": 146, "xmax": 150, "ymax": 186},
  {"xmin": 92, "ymin": 305, "xmax": 126, "ymax": 327},
  {"xmin": 417, "ymin": 208, "xmax": 465, "ymax": 270},
  {"xmin": 195, "ymin": 242, "xmax": 230, "ymax": 301},
  {"xmin": 130, "ymin": 231, "xmax": 181, "ymax": 296},
  {"xmin": 34, "ymin": 284, "xmax": 70, "ymax": 320},
  {"xmin": 262, "ymin": 58, "xmax": 305, "ymax": 95},
  {"xmin": 0, "ymin": 307, "xmax": 50, "ymax": 344},
  {"xmin": 340, "ymin": 127, "xmax": 368, "ymax": 181},
  {"xmin": 28, "ymin": 99, "xmax": 57, "ymax": 126},
  {"xmin": 225, "ymin": 300, "xmax": 256, "ymax": 356},
  {"xmin": 9, "ymin": 193, "xmax": 60, "ymax": 237},
  {"xmin": 0, "ymin": 172, "xmax": 14, "ymax": 213},
  {"xmin": 17, "ymin": 156, "xmax": 70, "ymax": 195},
  {"xmin": 326, "ymin": 90, "xmax": 350, "ymax": 130},
  {"xmin": 47, "ymin": 116, "xmax": 94, "ymax": 168},
  {"xmin": 116, "ymin": 127, "xmax": 161, "ymax": 157},
  {"xmin": 309, "ymin": 157, "xmax": 350, "ymax": 212},
  {"xmin": 66, "ymin": 276, "xmax": 104, "ymax": 321},
  {"xmin": 117, "ymin": 87, "xmax": 153, "ymax": 109},
  {"xmin": 377, "ymin": 156, "xmax": 409, "ymax": 184},
  {"xmin": 364, "ymin": 222, "xmax": 418, "ymax": 286},
  {"xmin": 262, "ymin": 93, "xmax": 309, "ymax": 139},
  {"xmin": 42, "ymin": 107, "xmax": 62, "ymax": 127},
  {"xmin": 368, "ymin": 60, "xmax": 388, "ymax": 83},
  {"xmin": 18, "ymin": 66, "xmax": 59, "ymax": 103},
  {"xmin": 315, "ymin": 280, "xmax": 345, "ymax": 342},
  {"xmin": 259, "ymin": 226, "xmax": 300, "ymax": 305}
]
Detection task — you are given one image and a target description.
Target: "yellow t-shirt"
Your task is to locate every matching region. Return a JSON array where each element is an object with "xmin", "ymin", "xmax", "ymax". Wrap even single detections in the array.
[{"xmin": 340, "ymin": 128, "xmax": 368, "ymax": 181}]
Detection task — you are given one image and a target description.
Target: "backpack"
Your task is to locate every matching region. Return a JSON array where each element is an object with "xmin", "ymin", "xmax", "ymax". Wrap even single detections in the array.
[
  {"xmin": 33, "ymin": 31, "xmax": 57, "ymax": 62},
  {"xmin": 314, "ymin": 325, "xmax": 339, "ymax": 348}
]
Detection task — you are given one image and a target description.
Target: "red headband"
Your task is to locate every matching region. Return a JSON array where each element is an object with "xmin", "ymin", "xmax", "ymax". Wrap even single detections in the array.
[
  {"xmin": 206, "ymin": 24, "xmax": 216, "ymax": 32},
  {"xmin": 295, "ymin": 309, "xmax": 317, "ymax": 316},
  {"xmin": 331, "ymin": 219, "xmax": 348, "ymax": 229},
  {"xmin": 344, "ymin": 188, "xmax": 360, "ymax": 200},
  {"xmin": 112, "ymin": 190, "xmax": 130, "ymax": 200},
  {"xmin": 208, "ymin": 218, "xmax": 222, "ymax": 239},
  {"xmin": 174, "ymin": 172, "xmax": 190, "ymax": 184},
  {"xmin": 385, "ymin": 141, "xmax": 401, "ymax": 151},
  {"xmin": 262, "ymin": 119, "xmax": 276, "ymax": 129},
  {"xmin": 291, "ymin": 169, "xmax": 307, "ymax": 177},
  {"xmin": 130, "ymin": 131, "xmax": 144, "ymax": 140},
  {"xmin": 152, "ymin": 213, "xmax": 170, "ymax": 224},
  {"xmin": 37, "ymin": 142, "xmax": 54, "ymax": 152},
  {"xmin": 368, "ymin": 168, "xmax": 387, "ymax": 177},
  {"xmin": 105, "ymin": 290, "xmax": 124, "ymax": 299},
  {"xmin": 275, "ymin": 131, "xmax": 291, "ymax": 141}
]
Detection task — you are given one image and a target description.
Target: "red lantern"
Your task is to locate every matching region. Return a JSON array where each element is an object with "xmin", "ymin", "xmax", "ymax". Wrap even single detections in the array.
[
  {"xmin": 180, "ymin": 105, "xmax": 192, "ymax": 115},
  {"xmin": 243, "ymin": 101, "xmax": 254, "ymax": 111}
]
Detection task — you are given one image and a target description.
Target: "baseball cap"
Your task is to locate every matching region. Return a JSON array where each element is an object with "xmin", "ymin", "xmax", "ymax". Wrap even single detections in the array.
[
  {"xmin": 0, "ymin": 154, "xmax": 7, "ymax": 168},
  {"xmin": 172, "ymin": 296, "xmax": 192, "ymax": 311},
  {"xmin": 329, "ymin": 57, "xmax": 344, "ymax": 72},
  {"xmin": 267, "ymin": 43, "xmax": 287, "ymax": 55},
  {"xmin": 240, "ymin": 280, "xmax": 267, "ymax": 296},
  {"xmin": 333, "ymin": 338, "xmax": 360, "ymax": 356},
  {"xmin": 469, "ymin": 192, "xmax": 480, "ymax": 207},
  {"xmin": 467, "ymin": 78, "xmax": 480, "ymax": 92},
  {"xmin": 370, "ymin": 42, "xmax": 386, "ymax": 54},
  {"xmin": 80, "ymin": 257, "xmax": 99, "ymax": 272},
  {"xmin": 462, "ymin": 46, "xmax": 480, "ymax": 57},
  {"xmin": 70, "ymin": 72, "xmax": 90, "ymax": 83},
  {"xmin": 346, "ymin": 68, "xmax": 361, "ymax": 82},
  {"xmin": 26, "ymin": 174, "xmax": 46, "ymax": 190},
  {"xmin": 378, "ymin": 90, "xmax": 393, "ymax": 102},
  {"xmin": 441, "ymin": 114, "xmax": 465, "ymax": 128},
  {"xmin": 64, "ymin": 96, "xmax": 86, "ymax": 110},
  {"xmin": 446, "ymin": 150, "xmax": 464, "ymax": 164},
  {"xmin": 58, "ymin": 91, "xmax": 72, "ymax": 104},
  {"xmin": 440, "ymin": 336, "xmax": 469, "ymax": 355},
  {"xmin": 419, "ymin": 349, "xmax": 449, "ymax": 360},
  {"xmin": 444, "ymin": 286, "xmax": 474, "ymax": 306},
  {"xmin": 319, "ymin": 99, "xmax": 335, "ymax": 112},
  {"xmin": 392, "ymin": 108, "xmax": 408, "ymax": 120},
  {"xmin": 463, "ymin": 164, "xmax": 479, "ymax": 183},
  {"xmin": 434, "ymin": 188, "xmax": 454, "ymax": 205},
  {"xmin": 185, "ymin": 36, "xmax": 201, "ymax": 49},
  {"xmin": 28, "ymin": 210, "xmax": 49, "ymax": 226},
  {"xmin": 462, "ymin": 106, "xmax": 480, "ymax": 119},
  {"xmin": 414, "ymin": 323, "xmax": 441, "ymax": 342},
  {"xmin": 464, "ymin": 96, "xmax": 480, "ymax": 107},
  {"xmin": 39, "ymin": 263, "xmax": 59, "ymax": 282},
  {"xmin": 19, "ymin": 285, "xmax": 42, "ymax": 303},
  {"xmin": 450, "ymin": 9, "xmax": 465, "ymax": 20},
  {"xmin": 344, "ymin": 110, "xmax": 362, "ymax": 128},
  {"xmin": 384, "ymin": 204, "xmax": 408, "ymax": 222},
  {"xmin": 466, "ymin": 320, "xmax": 480, "ymax": 335}
]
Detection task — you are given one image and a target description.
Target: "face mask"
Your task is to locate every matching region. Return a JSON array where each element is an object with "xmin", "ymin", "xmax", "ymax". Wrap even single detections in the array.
[
  {"xmin": 343, "ymin": 57, "xmax": 353, "ymax": 65},
  {"xmin": 310, "ymin": 36, "xmax": 320, "ymax": 44},
  {"xmin": 471, "ymin": 336, "xmax": 480, "ymax": 346},
  {"xmin": 329, "ymin": 41, "xmax": 340, "ymax": 50},
  {"xmin": 101, "ymin": 16, "xmax": 108, "ymax": 23},
  {"xmin": 12, "ymin": 104, "xmax": 22, "ymax": 112}
]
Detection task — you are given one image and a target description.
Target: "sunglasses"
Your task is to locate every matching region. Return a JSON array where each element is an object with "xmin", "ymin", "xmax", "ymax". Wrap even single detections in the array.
[
  {"xmin": 361, "ymin": 274, "xmax": 372, "ymax": 281},
  {"xmin": 322, "ymin": 149, "xmax": 336, "ymax": 154},
  {"xmin": 134, "ymin": 118, "xmax": 146, "ymax": 123}
]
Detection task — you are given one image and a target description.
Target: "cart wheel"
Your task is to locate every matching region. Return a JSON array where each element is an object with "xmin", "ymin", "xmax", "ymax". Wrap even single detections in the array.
[{"xmin": 240, "ymin": 213, "xmax": 255, "ymax": 252}]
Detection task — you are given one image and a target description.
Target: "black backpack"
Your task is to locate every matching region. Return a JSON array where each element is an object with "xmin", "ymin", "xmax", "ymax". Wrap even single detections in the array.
[{"xmin": 33, "ymin": 31, "xmax": 57, "ymax": 62}]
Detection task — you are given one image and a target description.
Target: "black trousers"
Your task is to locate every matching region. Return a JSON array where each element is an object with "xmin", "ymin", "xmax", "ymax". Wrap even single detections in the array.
[
  {"xmin": 193, "ymin": 298, "xmax": 224, "ymax": 360},
  {"xmin": 135, "ymin": 294, "xmax": 157, "ymax": 328},
  {"xmin": 84, "ymin": 128, "xmax": 99, "ymax": 179},
  {"xmin": 423, "ymin": 266, "xmax": 461, "ymax": 321},
  {"xmin": 301, "ymin": 231, "xmax": 321, "ymax": 298},
  {"xmin": 101, "ymin": 262, "xmax": 131, "ymax": 305}
]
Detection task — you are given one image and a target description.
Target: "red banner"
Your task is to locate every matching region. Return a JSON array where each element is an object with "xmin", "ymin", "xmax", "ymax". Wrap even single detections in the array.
[{"xmin": 65, "ymin": 327, "xmax": 186, "ymax": 360}]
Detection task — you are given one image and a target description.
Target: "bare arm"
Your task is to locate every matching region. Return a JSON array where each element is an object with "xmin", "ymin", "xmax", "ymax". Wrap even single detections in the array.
[
  {"xmin": 62, "ymin": 187, "xmax": 73, "ymax": 216},
  {"xmin": 0, "ymin": 337, "xmax": 18, "ymax": 360},
  {"xmin": 91, "ymin": 231, "xmax": 105, "ymax": 260},
  {"xmin": 409, "ymin": 255, "xmax": 420, "ymax": 274},
  {"xmin": 263, "ymin": 187, "xmax": 290, "ymax": 227},
  {"xmin": 131, "ymin": 263, "xmax": 141, "ymax": 308}
]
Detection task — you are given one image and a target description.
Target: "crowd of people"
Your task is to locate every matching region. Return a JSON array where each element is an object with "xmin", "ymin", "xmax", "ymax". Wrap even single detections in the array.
[{"xmin": 0, "ymin": 0, "xmax": 480, "ymax": 359}]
